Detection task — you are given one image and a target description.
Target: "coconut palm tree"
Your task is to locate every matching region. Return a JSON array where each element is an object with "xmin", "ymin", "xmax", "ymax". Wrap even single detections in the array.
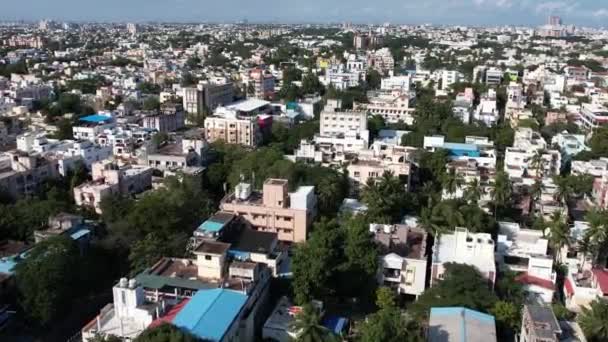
[
  {"xmin": 529, "ymin": 150, "xmax": 544, "ymax": 179},
  {"xmin": 291, "ymin": 304, "xmax": 336, "ymax": 342},
  {"xmin": 463, "ymin": 178, "xmax": 484, "ymax": 204},
  {"xmin": 553, "ymin": 175, "xmax": 573, "ymax": 205},
  {"xmin": 583, "ymin": 209, "xmax": 608, "ymax": 266},
  {"xmin": 578, "ymin": 299, "xmax": 608, "ymax": 342},
  {"xmin": 490, "ymin": 171, "xmax": 512, "ymax": 219},
  {"xmin": 441, "ymin": 168, "xmax": 464, "ymax": 197},
  {"xmin": 548, "ymin": 211, "xmax": 570, "ymax": 263}
]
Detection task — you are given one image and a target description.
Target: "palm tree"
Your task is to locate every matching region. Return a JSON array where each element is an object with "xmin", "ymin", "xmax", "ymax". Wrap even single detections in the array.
[
  {"xmin": 490, "ymin": 171, "xmax": 512, "ymax": 219},
  {"xmin": 420, "ymin": 181, "xmax": 438, "ymax": 208},
  {"xmin": 441, "ymin": 168, "xmax": 464, "ymax": 197},
  {"xmin": 530, "ymin": 150, "xmax": 544, "ymax": 178},
  {"xmin": 463, "ymin": 178, "xmax": 484, "ymax": 204},
  {"xmin": 548, "ymin": 211, "xmax": 570, "ymax": 263},
  {"xmin": 291, "ymin": 304, "xmax": 336, "ymax": 342},
  {"xmin": 553, "ymin": 175, "xmax": 573, "ymax": 205},
  {"xmin": 583, "ymin": 209, "xmax": 608, "ymax": 266},
  {"xmin": 578, "ymin": 299, "xmax": 608, "ymax": 342}
]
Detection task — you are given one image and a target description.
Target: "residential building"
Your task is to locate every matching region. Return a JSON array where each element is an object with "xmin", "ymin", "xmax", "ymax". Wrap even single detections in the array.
[
  {"xmin": 81, "ymin": 278, "xmax": 167, "ymax": 341},
  {"xmin": 551, "ymin": 132, "xmax": 587, "ymax": 159},
  {"xmin": 0, "ymin": 151, "xmax": 60, "ymax": 199},
  {"xmin": 440, "ymin": 159, "xmax": 495, "ymax": 207},
  {"xmin": 372, "ymin": 218, "xmax": 428, "ymax": 297},
  {"xmin": 249, "ymin": 68, "xmax": 275, "ymax": 100},
  {"xmin": 204, "ymin": 113, "xmax": 260, "ymax": 147},
  {"xmin": 182, "ymin": 78, "xmax": 234, "ymax": 115},
  {"xmin": 362, "ymin": 90, "xmax": 416, "ymax": 124},
  {"xmin": 545, "ymin": 111, "xmax": 568, "ymax": 126},
  {"xmin": 381, "ymin": 75, "xmax": 412, "ymax": 92},
  {"xmin": 73, "ymin": 160, "xmax": 153, "ymax": 213},
  {"xmin": 73, "ymin": 113, "xmax": 117, "ymax": 142},
  {"xmin": 322, "ymin": 64, "xmax": 361, "ymax": 90},
  {"xmin": 504, "ymin": 128, "xmax": 561, "ymax": 181},
  {"xmin": 564, "ymin": 268, "xmax": 608, "ymax": 312},
  {"xmin": 431, "ymin": 227, "xmax": 496, "ymax": 288},
  {"xmin": 441, "ymin": 70, "xmax": 464, "ymax": 90},
  {"xmin": 428, "ymin": 307, "xmax": 497, "ymax": 342},
  {"xmin": 496, "ymin": 222, "xmax": 556, "ymax": 303},
  {"xmin": 423, "ymin": 135, "xmax": 497, "ymax": 168},
  {"xmin": 520, "ymin": 305, "xmax": 562, "ymax": 342},
  {"xmin": 474, "ymin": 89, "xmax": 499, "ymax": 127},
  {"xmin": 577, "ymin": 103, "xmax": 608, "ymax": 130},
  {"xmin": 367, "ymin": 48, "xmax": 394, "ymax": 75},
  {"xmin": 485, "ymin": 67, "xmax": 503, "ymax": 85},
  {"xmin": 142, "ymin": 104, "xmax": 185, "ymax": 133},
  {"xmin": 220, "ymin": 179, "xmax": 317, "ymax": 243}
]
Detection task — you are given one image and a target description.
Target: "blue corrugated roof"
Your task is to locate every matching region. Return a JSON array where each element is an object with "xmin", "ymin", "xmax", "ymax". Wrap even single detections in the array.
[
  {"xmin": 430, "ymin": 307, "xmax": 495, "ymax": 323},
  {"xmin": 80, "ymin": 114, "xmax": 112, "ymax": 123},
  {"xmin": 69, "ymin": 228, "xmax": 91, "ymax": 241},
  {"xmin": 172, "ymin": 289, "xmax": 247, "ymax": 341},
  {"xmin": 0, "ymin": 258, "xmax": 17, "ymax": 275},
  {"xmin": 442, "ymin": 143, "xmax": 479, "ymax": 152}
]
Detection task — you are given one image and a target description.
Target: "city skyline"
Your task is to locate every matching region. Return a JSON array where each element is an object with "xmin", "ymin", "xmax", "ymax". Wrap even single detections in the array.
[{"xmin": 2, "ymin": 0, "xmax": 607, "ymax": 27}]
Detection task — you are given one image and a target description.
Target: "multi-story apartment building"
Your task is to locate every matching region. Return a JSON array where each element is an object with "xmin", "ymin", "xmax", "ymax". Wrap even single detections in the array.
[
  {"xmin": 372, "ymin": 218, "xmax": 428, "ymax": 297},
  {"xmin": 204, "ymin": 113, "xmax": 260, "ymax": 147},
  {"xmin": 249, "ymin": 68, "xmax": 275, "ymax": 100},
  {"xmin": 220, "ymin": 179, "xmax": 316, "ymax": 243},
  {"xmin": 564, "ymin": 268, "xmax": 608, "ymax": 312},
  {"xmin": 73, "ymin": 113, "xmax": 117, "ymax": 142},
  {"xmin": 142, "ymin": 104, "xmax": 185, "ymax": 133},
  {"xmin": 431, "ymin": 227, "xmax": 496, "ymax": 288},
  {"xmin": 362, "ymin": 90, "xmax": 416, "ymax": 124},
  {"xmin": 380, "ymin": 75, "xmax": 412, "ymax": 92},
  {"xmin": 73, "ymin": 160, "xmax": 153, "ymax": 214},
  {"xmin": 520, "ymin": 305, "xmax": 562, "ymax": 342},
  {"xmin": 83, "ymin": 214, "xmax": 276, "ymax": 342},
  {"xmin": 504, "ymin": 128, "xmax": 561, "ymax": 182},
  {"xmin": 577, "ymin": 103, "xmax": 608, "ymax": 130},
  {"xmin": 367, "ymin": 48, "xmax": 394, "ymax": 75},
  {"xmin": 474, "ymin": 89, "xmax": 499, "ymax": 127},
  {"xmin": 319, "ymin": 99, "xmax": 369, "ymax": 144},
  {"xmin": 0, "ymin": 151, "xmax": 60, "ymax": 199},
  {"xmin": 322, "ymin": 65, "xmax": 361, "ymax": 90},
  {"xmin": 441, "ymin": 159, "xmax": 495, "ymax": 206},
  {"xmin": 496, "ymin": 222, "xmax": 556, "ymax": 303},
  {"xmin": 485, "ymin": 67, "xmax": 503, "ymax": 85},
  {"xmin": 423, "ymin": 135, "xmax": 497, "ymax": 169},
  {"xmin": 182, "ymin": 78, "xmax": 234, "ymax": 115},
  {"xmin": 441, "ymin": 70, "xmax": 464, "ymax": 90}
]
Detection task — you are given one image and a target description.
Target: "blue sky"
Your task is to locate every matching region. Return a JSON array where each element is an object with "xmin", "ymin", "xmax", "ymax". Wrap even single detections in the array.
[{"xmin": 2, "ymin": 0, "xmax": 607, "ymax": 26}]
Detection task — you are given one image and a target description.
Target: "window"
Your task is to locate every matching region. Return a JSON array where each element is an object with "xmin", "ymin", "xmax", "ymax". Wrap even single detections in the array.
[
  {"xmin": 121, "ymin": 290, "xmax": 126, "ymax": 304},
  {"xmin": 205, "ymin": 255, "xmax": 212, "ymax": 261},
  {"xmin": 354, "ymin": 171, "xmax": 360, "ymax": 178}
]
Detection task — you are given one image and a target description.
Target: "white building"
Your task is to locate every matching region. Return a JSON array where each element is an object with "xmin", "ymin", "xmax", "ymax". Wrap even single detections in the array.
[
  {"xmin": 362, "ymin": 90, "xmax": 416, "ymax": 124},
  {"xmin": 82, "ymin": 278, "xmax": 165, "ymax": 341},
  {"xmin": 373, "ymin": 218, "xmax": 428, "ymax": 297},
  {"xmin": 496, "ymin": 222, "xmax": 556, "ymax": 303},
  {"xmin": 474, "ymin": 89, "xmax": 499, "ymax": 127},
  {"xmin": 441, "ymin": 70, "xmax": 464, "ymax": 90},
  {"xmin": 431, "ymin": 227, "xmax": 496, "ymax": 288},
  {"xmin": 381, "ymin": 75, "xmax": 412, "ymax": 92},
  {"xmin": 578, "ymin": 103, "xmax": 608, "ymax": 130}
]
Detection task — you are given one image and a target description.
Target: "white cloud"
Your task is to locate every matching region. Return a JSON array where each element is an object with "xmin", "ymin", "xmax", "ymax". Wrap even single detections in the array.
[
  {"xmin": 594, "ymin": 8, "xmax": 608, "ymax": 18},
  {"xmin": 535, "ymin": 1, "xmax": 579, "ymax": 14}
]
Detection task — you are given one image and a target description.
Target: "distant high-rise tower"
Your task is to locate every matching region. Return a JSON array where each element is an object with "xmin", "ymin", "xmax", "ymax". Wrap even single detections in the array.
[
  {"xmin": 127, "ymin": 23, "xmax": 138, "ymax": 35},
  {"xmin": 548, "ymin": 16, "xmax": 562, "ymax": 26}
]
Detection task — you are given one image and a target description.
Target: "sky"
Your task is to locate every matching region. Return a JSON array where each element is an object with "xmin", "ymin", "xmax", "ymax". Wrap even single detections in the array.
[{"xmin": 2, "ymin": 0, "xmax": 608, "ymax": 26}]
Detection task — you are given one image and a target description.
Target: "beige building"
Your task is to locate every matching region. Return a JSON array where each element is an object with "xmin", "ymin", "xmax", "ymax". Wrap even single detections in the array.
[
  {"xmin": 0, "ymin": 151, "xmax": 60, "ymax": 198},
  {"xmin": 204, "ymin": 115, "xmax": 260, "ymax": 147},
  {"xmin": 74, "ymin": 160, "xmax": 153, "ymax": 213},
  {"xmin": 220, "ymin": 179, "xmax": 316, "ymax": 243}
]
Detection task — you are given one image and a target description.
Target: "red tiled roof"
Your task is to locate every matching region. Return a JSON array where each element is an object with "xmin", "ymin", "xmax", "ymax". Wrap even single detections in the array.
[
  {"xmin": 564, "ymin": 278, "xmax": 574, "ymax": 296},
  {"xmin": 592, "ymin": 269, "xmax": 608, "ymax": 295},
  {"xmin": 149, "ymin": 298, "xmax": 190, "ymax": 328},
  {"xmin": 516, "ymin": 272, "xmax": 555, "ymax": 290}
]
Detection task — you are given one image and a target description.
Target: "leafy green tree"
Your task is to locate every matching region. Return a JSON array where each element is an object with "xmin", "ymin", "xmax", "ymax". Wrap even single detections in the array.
[
  {"xmin": 410, "ymin": 263, "xmax": 498, "ymax": 320},
  {"xmin": 143, "ymin": 97, "xmax": 161, "ymax": 111},
  {"xmin": 441, "ymin": 168, "xmax": 464, "ymax": 196},
  {"xmin": 358, "ymin": 290, "xmax": 423, "ymax": 342},
  {"xmin": 375, "ymin": 286, "xmax": 396, "ymax": 310},
  {"xmin": 134, "ymin": 323, "xmax": 203, "ymax": 342},
  {"xmin": 301, "ymin": 73, "xmax": 325, "ymax": 95},
  {"xmin": 361, "ymin": 171, "xmax": 408, "ymax": 223},
  {"xmin": 15, "ymin": 236, "xmax": 80, "ymax": 325},
  {"xmin": 578, "ymin": 299, "xmax": 608, "ymax": 342},
  {"xmin": 292, "ymin": 219, "xmax": 344, "ymax": 304},
  {"xmin": 491, "ymin": 301, "xmax": 520, "ymax": 339},
  {"xmin": 291, "ymin": 304, "xmax": 336, "ymax": 342},
  {"xmin": 490, "ymin": 171, "xmax": 512, "ymax": 218},
  {"xmin": 365, "ymin": 70, "xmax": 382, "ymax": 90}
]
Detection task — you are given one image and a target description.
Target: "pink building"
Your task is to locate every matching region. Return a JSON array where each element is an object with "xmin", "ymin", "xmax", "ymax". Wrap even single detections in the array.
[
  {"xmin": 544, "ymin": 112, "xmax": 567, "ymax": 126},
  {"xmin": 220, "ymin": 179, "xmax": 316, "ymax": 243}
]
